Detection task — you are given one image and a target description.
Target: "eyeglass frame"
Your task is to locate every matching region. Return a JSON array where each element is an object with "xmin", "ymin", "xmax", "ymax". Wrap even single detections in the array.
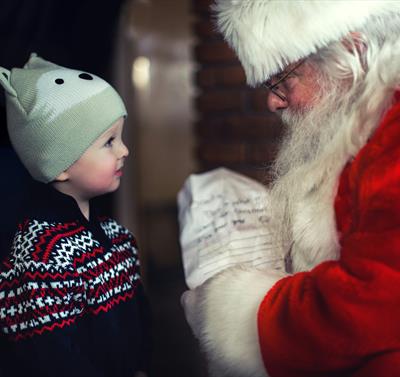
[{"xmin": 263, "ymin": 59, "xmax": 305, "ymax": 102}]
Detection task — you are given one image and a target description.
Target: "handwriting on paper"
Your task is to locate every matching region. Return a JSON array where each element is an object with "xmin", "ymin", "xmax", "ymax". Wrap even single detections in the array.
[
  {"xmin": 178, "ymin": 168, "xmax": 285, "ymax": 289},
  {"xmin": 189, "ymin": 193, "xmax": 272, "ymax": 248}
]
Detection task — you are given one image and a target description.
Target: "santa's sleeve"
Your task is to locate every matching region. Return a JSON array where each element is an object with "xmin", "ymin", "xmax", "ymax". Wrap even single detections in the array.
[
  {"xmin": 258, "ymin": 93, "xmax": 400, "ymax": 376},
  {"xmin": 198, "ymin": 98, "xmax": 400, "ymax": 377},
  {"xmin": 265, "ymin": 100, "xmax": 400, "ymax": 377}
]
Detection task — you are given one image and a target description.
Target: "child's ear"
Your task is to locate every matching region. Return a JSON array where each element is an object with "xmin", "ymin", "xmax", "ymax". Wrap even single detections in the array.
[{"xmin": 54, "ymin": 171, "xmax": 69, "ymax": 182}]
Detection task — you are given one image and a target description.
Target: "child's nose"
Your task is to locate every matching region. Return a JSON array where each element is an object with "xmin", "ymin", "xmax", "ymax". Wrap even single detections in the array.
[{"xmin": 120, "ymin": 142, "xmax": 129, "ymax": 158}]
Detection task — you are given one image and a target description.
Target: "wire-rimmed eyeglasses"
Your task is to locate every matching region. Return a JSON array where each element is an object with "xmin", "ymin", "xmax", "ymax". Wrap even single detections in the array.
[{"xmin": 263, "ymin": 59, "xmax": 305, "ymax": 102}]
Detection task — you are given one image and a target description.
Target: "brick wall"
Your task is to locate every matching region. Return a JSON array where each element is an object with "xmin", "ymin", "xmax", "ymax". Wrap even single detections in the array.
[{"xmin": 192, "ymin": 0, "xmax": 283, "ymax": 184}]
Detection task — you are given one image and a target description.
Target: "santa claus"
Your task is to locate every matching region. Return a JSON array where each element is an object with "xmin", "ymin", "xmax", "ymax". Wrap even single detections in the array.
[{"xmin": 181, "ymin": 1, "xmax": 400, "ymax": 376}]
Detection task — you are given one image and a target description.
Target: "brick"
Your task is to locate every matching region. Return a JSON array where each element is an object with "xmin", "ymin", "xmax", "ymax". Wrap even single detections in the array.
[
  {"xmin": 196, "ymin": 65, "xmax": 246, "ymax": 88},
  {"xmin": 196, "ymin": 140, "xmax": 279, "ymax": 166},
  {"xmin": 197, "ymin": 141, "xmax": 247, "ymax": 164},
  {"xmin": 223, "ymin": 115, "xmax": 283, "ymax": 139},
  {"xmin": 251, "ymin": 88, "xmax": 271, "ymax": 111},
  {"xmin": 191, "ymin": 0, "xmax": 279, "ymax": 178},
  {"xmin": 197, "ymin": 163, "xmax": 275, "ymax": 186},
  {"xmin": 196, "ymin": 68, "xmax": 216, "ymax": 87},
  {"xmin": 191, "ymin": 0, "xmax": 213, "ymax": 14},
  {"xmin": 194, "ymin": 42, "xmax": 238, "ymax": 63},
  {"xmin": 196, "ymin": 90, "xmax": 244, "ymax": 113},
  {"xmin": 233, "ymin": 167, "xmax": 275, "ymax": 186},
  {"xmin": 245, "ymin": 142, "xmax": 279, "ymax": 164},
  {"xmin": 193, "ymin": 19, "xmax": 219, "ymax": 39},
  {"xmin": 196, "ymin": 114, "xmax": 283, "ymax": 141}
]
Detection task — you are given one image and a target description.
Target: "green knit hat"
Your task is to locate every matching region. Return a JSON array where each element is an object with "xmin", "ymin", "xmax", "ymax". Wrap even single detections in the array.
[{"xmin": 0, "ymin": 53, "xmax": 127, "ymax": 183}]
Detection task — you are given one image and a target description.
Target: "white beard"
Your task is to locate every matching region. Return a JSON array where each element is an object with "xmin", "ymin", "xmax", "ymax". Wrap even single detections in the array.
[
  {"xmin": 270, "ymin": 89, "xmax": 343, "ymax": 272},
  {"xmin": 269, "ymin": 69, "xmax": 391, "ymax": 272}
]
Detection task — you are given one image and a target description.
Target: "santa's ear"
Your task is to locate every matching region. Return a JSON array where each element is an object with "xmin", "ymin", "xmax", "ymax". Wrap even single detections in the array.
[
  {"xmin": 54, "ymin": 171, "xmax": 69, "ymax": 182},
  {"xmin": 342, "ymin": 32, "xmax": 367, "ymax": 56}
]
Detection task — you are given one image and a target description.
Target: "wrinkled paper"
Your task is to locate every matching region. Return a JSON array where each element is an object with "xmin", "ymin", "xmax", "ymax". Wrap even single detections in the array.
[{"xmin": 177, "ymin": 167, "xmax": 285, "ymax": 289}]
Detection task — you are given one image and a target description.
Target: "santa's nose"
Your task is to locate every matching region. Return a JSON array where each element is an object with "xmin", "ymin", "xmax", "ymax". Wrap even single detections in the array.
[{"xmin": 267, "ymin": 92, "xmax": 288, "ymax": 112}]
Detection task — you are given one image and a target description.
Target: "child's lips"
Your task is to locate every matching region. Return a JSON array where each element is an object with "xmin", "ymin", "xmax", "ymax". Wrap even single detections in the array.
[{"xmin": 115, "ymin": 167, "xmax": 123, "ymax": 177}]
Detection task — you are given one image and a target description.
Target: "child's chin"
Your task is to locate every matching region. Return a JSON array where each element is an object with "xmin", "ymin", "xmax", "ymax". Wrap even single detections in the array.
[
  {"xmin": 110, "ymin": 180, "xmax": 121, "ymax": 192},
  {"xmin": 94, "ymin": 182, "xmax": 121, "ymax": 197}
]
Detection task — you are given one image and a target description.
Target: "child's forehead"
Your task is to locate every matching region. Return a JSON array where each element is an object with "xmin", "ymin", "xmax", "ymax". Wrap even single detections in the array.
[{"xmin": 99, "ymin": 118, "xmax": 125, "ymax": 137}]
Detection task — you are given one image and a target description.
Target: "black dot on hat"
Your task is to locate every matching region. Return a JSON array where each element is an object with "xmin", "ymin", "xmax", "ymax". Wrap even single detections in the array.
[
  {"xmin": 79, "ymin": 73, "xmax": 93, "ymax": 80},
  {"xmin": 55, "ymin": 78, "xmax": 64, "ymax": 84},
  {"xmin": 2, "ymin": 72, "xmax": 8, "ymax": 79}
]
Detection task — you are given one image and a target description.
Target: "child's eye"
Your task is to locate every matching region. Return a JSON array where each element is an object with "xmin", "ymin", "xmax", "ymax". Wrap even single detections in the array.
[{"xmin": 104, "ymin": 137, "xmax": 115, "ymax": 147}]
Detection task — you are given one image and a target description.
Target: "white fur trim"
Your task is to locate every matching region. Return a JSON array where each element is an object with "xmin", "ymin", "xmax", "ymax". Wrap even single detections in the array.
[
  {"xmin": 213, "ymin": 0, "xmax": 400, "ymax": 86},
  {"xmin": 199, "ymin": 266, "xmax": 287, "ymax": 377}
]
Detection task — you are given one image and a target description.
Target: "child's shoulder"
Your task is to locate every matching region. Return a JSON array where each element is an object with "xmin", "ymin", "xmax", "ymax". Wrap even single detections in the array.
[
  {"xmin": 12, "ymin": 217, "xmax": 96, "ymax": 265},
  {"xmin": 1, "ymin": 218, "xmax": 87, "ymax": 295},
  {"xmin": 97, "ymin": 216, "xmax": 136, "ymax": 244}
]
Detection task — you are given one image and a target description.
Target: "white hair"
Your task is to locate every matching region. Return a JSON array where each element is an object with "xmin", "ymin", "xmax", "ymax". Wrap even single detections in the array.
[{"xmin": 270, "ymin": 13, "xmax": 400, "ymax": 272}]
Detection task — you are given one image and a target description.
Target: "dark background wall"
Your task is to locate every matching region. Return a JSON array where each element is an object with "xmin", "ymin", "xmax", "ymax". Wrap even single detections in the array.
[
  {"xmin": 0, "ymin": 0, "xmax": 125, "ymax": 145},
  {"xmin": 0, "ymin": 0, "xmax": 125, "ymax": 234},
  {"xmin": 192, "ymin": 0, "xmax": 283, "ymax": 184}
]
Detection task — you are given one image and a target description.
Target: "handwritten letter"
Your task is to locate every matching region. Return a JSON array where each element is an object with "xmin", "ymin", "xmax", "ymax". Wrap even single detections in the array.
[{"xmin": 177, "ymin": 168, "xmax": 285, "ymax": 289}]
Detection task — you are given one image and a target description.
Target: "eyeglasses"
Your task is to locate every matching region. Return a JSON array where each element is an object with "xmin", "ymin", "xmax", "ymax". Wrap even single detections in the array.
[{"xmin": 263, "ymin": 59, "xmax": 305, "ymax": 102}]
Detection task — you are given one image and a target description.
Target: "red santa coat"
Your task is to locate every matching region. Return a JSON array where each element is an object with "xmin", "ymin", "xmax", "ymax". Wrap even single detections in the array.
[{"xmin": 259, "ymin": 92, "xmax": 400, "ymax": 376}]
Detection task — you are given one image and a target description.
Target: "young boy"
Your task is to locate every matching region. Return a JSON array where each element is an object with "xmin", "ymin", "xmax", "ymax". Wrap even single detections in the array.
[{"xmin": 0, "ymin": 53, "xmax": 150, "ymax": 376}]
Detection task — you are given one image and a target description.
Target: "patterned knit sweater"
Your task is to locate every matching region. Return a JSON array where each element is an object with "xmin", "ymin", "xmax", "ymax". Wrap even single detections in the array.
[{"xmin": 0, "ymin": 183, "xmax": 151, "ymax": 376}]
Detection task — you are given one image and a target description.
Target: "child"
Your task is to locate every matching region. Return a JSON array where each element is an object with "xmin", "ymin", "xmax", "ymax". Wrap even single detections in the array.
[{"xmin": 0, "ymin": 53, "xmax": 150, "ymax": 376}]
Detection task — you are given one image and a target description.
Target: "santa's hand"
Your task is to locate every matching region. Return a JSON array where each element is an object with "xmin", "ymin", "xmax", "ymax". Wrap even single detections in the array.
[
  {"xmin": 181, "ymin": 286, "xmax": 205, "ymax": 340},
  {"xmin": 180, "ymin": 266, "xmax": 286, "ymax": 377}
]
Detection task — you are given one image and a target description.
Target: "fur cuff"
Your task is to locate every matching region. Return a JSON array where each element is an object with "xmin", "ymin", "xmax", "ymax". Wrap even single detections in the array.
[{"xmin": 199, "ymin": 266, "xmax": 287, "ymax": 377}]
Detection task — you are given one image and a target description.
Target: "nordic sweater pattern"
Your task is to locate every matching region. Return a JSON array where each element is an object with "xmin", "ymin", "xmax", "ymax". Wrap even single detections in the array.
[{"xmin": 0, "ymin": 216, "xmax": 140, "ymax": 341}]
